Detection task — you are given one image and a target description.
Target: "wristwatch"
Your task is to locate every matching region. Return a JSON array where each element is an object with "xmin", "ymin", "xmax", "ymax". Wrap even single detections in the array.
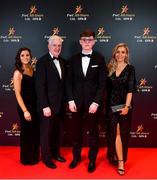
[{"xmin": 125, "ymin": 105, "xmax": 131, "ymax": 109}]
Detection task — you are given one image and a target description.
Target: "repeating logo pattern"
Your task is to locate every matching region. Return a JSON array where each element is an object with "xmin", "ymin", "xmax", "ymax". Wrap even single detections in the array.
[{"xmin": 0, "ymin": 1, "xmax": 157, "ymax": 146}]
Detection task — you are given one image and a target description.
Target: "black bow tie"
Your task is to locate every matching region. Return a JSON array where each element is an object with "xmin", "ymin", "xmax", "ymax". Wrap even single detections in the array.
[
  {"xmin": 52, "ymin": 56, "xmax": 59, "ymax": 61},
  {"xmin": 81, "ymin": 53, "xmax": 91, "ymax": 58}
]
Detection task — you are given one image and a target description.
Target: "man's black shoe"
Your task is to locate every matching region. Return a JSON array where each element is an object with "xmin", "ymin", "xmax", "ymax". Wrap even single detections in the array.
[
  {"xmin": 88, "ymin": 161, "xmax": 96, "ymax": 173},
  {"xmin": 54, "ymin": 155, "xmax": 66, "ymax": 162},
  {"xmin": 69, "ymin": 159, "xmax": 80, "ymax": 169},
  {"xmin": 44, "ymin": 161, "xmax": 57, "ymax": 169}
]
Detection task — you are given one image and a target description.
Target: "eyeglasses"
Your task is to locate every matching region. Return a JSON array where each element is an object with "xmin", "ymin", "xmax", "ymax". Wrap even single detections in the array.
[{"xmin": 80, "ymin": 38, "xmax": 95, "ymax": 42}]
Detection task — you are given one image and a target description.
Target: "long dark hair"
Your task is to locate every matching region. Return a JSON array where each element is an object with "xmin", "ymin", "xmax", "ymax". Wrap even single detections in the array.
[{"xmin": 15, "ymin": 47, "xmax": 32, "ymax": 73}]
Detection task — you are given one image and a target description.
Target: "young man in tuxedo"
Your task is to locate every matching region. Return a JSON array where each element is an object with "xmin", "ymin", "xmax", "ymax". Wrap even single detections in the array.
[
  {"xmin": 66, "ymin": 29, "xmax": 107, "ymax": 173},
  {"xmin": 35, "ymin": 35, "xmax": 66, "ymax": 169}
]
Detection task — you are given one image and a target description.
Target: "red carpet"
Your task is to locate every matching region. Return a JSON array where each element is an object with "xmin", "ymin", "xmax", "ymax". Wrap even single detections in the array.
[{"xmin": 0, "ymin": 146, "xmax": 156, "ymax": 179}]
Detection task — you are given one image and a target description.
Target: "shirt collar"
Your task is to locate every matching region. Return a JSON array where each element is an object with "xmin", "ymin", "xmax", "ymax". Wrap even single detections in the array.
[
  {"xmin": 49, "ymin": 52, "xmax": 59, "ymax": 60},
  {"xmin": 81, "ymin": 50, "xmax": 92, "ymax": 55}
]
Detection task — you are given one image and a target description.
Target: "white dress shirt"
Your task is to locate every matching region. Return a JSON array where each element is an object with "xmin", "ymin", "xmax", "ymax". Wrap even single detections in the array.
[
  {"xmin": 81, "ymin": 50, "xmax": 92, "ymax": 76},
  {"xmin": 49, "ymin": 52, "xmax": 62, "ymax": 79}
]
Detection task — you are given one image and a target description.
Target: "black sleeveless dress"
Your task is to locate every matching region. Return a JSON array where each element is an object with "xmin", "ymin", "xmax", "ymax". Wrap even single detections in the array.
[
  {"xmin": 17, "ymin": 74, "xmax": 40, "ymax": 165},
  {"xmin": 106, "ymin": 64, "xmax": 136, "ymax": 162}
]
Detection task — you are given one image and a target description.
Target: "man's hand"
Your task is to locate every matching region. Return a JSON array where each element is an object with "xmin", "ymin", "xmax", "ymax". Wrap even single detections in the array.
[
  {"xmin": 43, "ymin": 107, "xmax": 51, "ymax": 117},
  {"xmin": 69, "ymin": 101, "xmax": 77, "ymax": 112},
  {"xmin": 88, "ymin": 102, "xmax": 98, "ymax": 114}
]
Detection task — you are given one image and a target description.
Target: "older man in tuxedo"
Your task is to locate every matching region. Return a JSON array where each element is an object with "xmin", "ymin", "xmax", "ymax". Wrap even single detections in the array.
[
  {"xmin": 35, "ymin": 35, "xmax": 66, "ymax": 169},
  {"xmin": 66, "ymin": 29, "xmax": 107, "ymax": 173}
]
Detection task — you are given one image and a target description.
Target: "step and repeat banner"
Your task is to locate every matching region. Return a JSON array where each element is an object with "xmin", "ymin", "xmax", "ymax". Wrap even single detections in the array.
[{"xmin": 0, "ymin": 0, "xmax": 157, "ymax": 147}]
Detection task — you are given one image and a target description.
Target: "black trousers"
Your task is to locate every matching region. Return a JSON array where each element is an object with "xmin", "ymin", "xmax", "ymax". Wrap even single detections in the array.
[
  {"xmin": 39, "ymin": 112, "xmax": 64, "ymax": 163},
  {"xmin": 71, "ymin": 109, "xmax": 99, "ymax": 162}
]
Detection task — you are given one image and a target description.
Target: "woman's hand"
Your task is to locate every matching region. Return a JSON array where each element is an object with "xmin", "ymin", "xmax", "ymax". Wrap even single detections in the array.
[
  {"xmin": 119, "ymin": 107, "xmax": 129, "ymax": 115},
  {"xmin": 24, "ymin": 111, "xmax": 31, "ymax": 121}
]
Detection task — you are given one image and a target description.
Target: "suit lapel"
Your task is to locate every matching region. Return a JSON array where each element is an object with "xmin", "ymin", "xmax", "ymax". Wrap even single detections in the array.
[
  {"xmin": 77, "ymin": 53, "xmax": 85, "ymax": 77},
  {"xmin": 59, "ymin": 59, "xmax": 64, "ymax": 79}
]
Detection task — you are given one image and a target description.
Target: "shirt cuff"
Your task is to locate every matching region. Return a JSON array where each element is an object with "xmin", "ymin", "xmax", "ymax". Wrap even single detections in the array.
[
  {"xmin": 68, "ymin": 100, "xmax": 75, "ymax": 104},
  {"xmin": 92, "ymin": 102, "xmax": 99, "ymax": 107}
]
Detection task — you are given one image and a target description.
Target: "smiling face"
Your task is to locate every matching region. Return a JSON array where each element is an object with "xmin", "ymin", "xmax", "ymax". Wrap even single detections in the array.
[
  {"xmin": 20, "ymin": 50, "xmax": 31, "ymax": 65},
  {"xmin": 48, "ymin": 39, "xmax": 62, "ymax": 58},
  {"xmin": 114, "ymin": 46, "xmax": 128, "ymax": 63},
  {"xmin": 79, "ymin": 36, "xmax": 95, "ymax": 52}
]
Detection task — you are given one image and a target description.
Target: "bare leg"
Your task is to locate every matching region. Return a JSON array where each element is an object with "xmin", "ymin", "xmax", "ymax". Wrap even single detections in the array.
[{"xmin": 115, "ymin": 123, "xmax": 125, "ymax": 175}]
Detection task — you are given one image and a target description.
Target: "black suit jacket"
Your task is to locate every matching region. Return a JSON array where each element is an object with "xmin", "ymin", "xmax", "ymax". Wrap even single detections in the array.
[
  {"xmin": 66, "ymin": 51, "xmax": 107, "ymax": 110},
  {"xmin": 35, "ymin": 53, "xmax": 65, "ymax": 114}
]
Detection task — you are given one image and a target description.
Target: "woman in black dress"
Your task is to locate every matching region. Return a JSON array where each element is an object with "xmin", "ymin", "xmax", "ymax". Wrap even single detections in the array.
[
  {"xmin": 13, "ymin": 47, "xmax": 39, "ymax": 165},
  {"xmin": 106, "ymin": 43, "xmax": 136, "ymax": 175}
]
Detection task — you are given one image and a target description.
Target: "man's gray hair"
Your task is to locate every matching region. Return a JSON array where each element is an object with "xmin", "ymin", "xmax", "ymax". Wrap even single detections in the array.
[{"xmin": 48, "ymin": 35, "xmax": 63, "ymax": 45}]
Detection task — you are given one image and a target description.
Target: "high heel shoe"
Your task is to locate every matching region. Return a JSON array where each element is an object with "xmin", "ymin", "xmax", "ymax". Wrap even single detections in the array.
[{"xmin": 117, "ymin": 160, "xmax": 125, "ymax": 175}]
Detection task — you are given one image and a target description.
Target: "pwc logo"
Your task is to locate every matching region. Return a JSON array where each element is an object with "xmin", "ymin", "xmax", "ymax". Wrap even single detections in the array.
[
  {"xmin": 21, "ymin": 4, "xmax": 44, "ymax": 21},
  {"xmin": 44, "ymin": 27, "xmax": 66, "ymax": 40},
  {"xmin": 137, "ymin": 78, "xmax": 153, "ymax": 92},
  {"xmin": 134, "ymin": 27, "xmax": 156, "ymax": 43},
  {"xmin": 112, "ymin": 4, "xmax": 135, "ymax": 21},
  {"xmin": 5, "ymin": 123, "xmax": 20, "ymax": 137},
  {"xmin": 8, "ymin": 27, "xmax": 15, "ymax": 36},
  {"xmin": 52, "ymin": 27, "xmax": 60, "ymax": 36},
  {"xmin": 120, "ymin": 5, "xmax": 129, "ymax": 14},
  {"xmin": 67, "ymin": 4, "xmax": 89, "ymax": 21},
  {"xmin": 75, "ymin": 5, "xmax": 83, "ymax": 14},
  {"xmin": 130, "ymin": 124, "xmax": 149, "ymax": 138},
  {"xmin": 96, "ymin": 27, "xmax": 111, "ymax": 43},
  {"xmin": 30, "ymin": 5, "xmax": 37, "ymax": 15}
]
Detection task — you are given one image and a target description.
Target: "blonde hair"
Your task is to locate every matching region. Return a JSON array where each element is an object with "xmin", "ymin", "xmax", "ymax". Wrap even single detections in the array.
[{"xmin": 107, "ymin": 43, "xmax": 130, "ymax": 76}]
